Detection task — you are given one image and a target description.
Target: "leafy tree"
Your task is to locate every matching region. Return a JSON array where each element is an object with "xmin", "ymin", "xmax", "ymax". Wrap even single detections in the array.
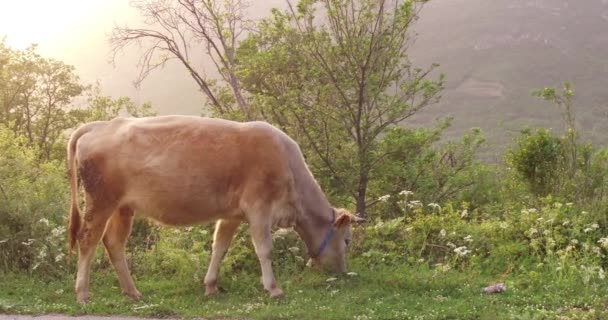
[
  {"xmin": 236, "ymin": 0, "xmax": 443, "ymax": 216},
  {"xmin": 0, "ymin": 40, "xmax": 86, "ymax": 161}
]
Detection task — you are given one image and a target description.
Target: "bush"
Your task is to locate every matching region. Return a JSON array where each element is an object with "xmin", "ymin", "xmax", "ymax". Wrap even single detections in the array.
[{"xmin": 0, "ymin": 125, "xmax": 69, "ymax": 274}]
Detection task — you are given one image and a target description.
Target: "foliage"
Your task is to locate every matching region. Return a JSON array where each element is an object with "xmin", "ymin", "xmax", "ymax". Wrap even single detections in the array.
[
  {"xmin": 236, "ymin": 0, "xmax": 444, "ymax": 215},
  {"xmin": 0, "ymin": 40, "xmax": 86, "ymax": 161},
  {"xmin": 0, "ymin": 125, "xmax": 69, "ymax": 274}
]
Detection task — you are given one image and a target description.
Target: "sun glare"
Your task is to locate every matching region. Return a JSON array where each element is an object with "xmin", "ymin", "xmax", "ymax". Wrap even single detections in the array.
[{"xmin": 0, "ymin": 0, "xmax": 102, "ymax": 50}]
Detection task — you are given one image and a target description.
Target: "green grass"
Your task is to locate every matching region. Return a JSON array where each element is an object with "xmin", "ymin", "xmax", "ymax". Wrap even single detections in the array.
[{"xmin": 1, "ymin": 260, "xmax": 607, "ymax": 319}]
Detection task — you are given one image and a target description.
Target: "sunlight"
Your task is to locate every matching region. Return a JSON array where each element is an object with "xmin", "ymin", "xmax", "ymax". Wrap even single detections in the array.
[{"xmin": 0, "ymin": 0, "xmax": 102, "ymax": 50}]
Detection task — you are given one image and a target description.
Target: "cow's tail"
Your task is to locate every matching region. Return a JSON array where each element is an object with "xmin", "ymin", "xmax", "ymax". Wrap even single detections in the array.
[{"xmin": 67, "ymin": 121, "xmax": 104, "ymax": 255}]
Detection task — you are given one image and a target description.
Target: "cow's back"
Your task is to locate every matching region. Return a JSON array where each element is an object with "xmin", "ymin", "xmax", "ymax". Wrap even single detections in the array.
[{"xmin": 75, "ymin": 116, "xmax": 297, "ymax": 226}]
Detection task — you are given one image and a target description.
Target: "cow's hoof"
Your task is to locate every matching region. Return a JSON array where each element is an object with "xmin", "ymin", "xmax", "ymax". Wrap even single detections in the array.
[
  {"xmin": 205, "ymin": 285, "xmax": 219, "ymax": 296},
  {"xmin": 76, "ymin": 292, "xmax": 89, "ymax": 304},
  {"xmin": 124, "ymin": 289, "xmax": 142, "ymax": 300},
  {"xmin": 269, "ymin": 288, "xmax": 284, "ymax": 299}
]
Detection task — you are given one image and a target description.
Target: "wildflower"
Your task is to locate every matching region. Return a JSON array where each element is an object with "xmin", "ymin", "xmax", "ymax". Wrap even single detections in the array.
[
  {"xmin": 582, "ymin": 211, "xmax": 588, "ymax": 215},
  {"xmin": 428, "ymin": 203, "xmax": 441, "ymax": 210},
  {"xmin": 454, "ymin": 246, "xmax": 471, "ymax": 257},
  {"xmin": 288, "ymin": 247, "xmax": 300, "ymax": 254},
  {"xmin": 565, "ymin": 202, "xmax": 573, "ymax": 207},
  {"xmin": 405, "ymin": 227, "xmax": 413, "ymax": 232},
  {"xmin": 597, "ymin": 238, "xmax": 608, "ymax": 248},
  {"xmin": 55, "ymin": 253, "xmax": 65, "ymax": 262},
  {"xmin": 39, "ymin": 218, "xmax": 49, "ymax": 226},
  {"xmin": 528, "ymin": 208, "xmax": 537, "ymax": 213},
  {"xmin": 464, "ymin": 235, "xmax": 473, "ymax": 243},
  {"xmin": 399, "ymin": 190, "xmax": 414, "ymax": 196},
  {"xmin": 528, "ymin": 228, "xmax": 538, "ymax": 236},
  {"xmin": 326, "ymin": 277, "xmax": 338, "ymax": 282},
  {"xmin": 554, "ymin": 202, "xmax": 563, "ymax": 209},
  {"xmin": 584, "ymin": 227, "xmax": 593, "ymax": 233},
  {"xmin": 499, "ymin": 222, "xmax": 508, "ymax": 229},
  {"xmin": 521, "ymin": 209, "xmax": 529, "ymax": 215},
  {"xmin": 442, "ymin": 264, "xmax": 451, "ymax": 273},
  {"xmin": 51, "ymin": 227, "xmax": 65, "ymax": 237},
  {"xmin": 460, "ymin": 209, "xmax": 468, "ymax": 218},
  {"xmin": 407, "ymin": 200, "xmax": 423, "ymax": 209},
  {"xmin": 600, "ymin": 268, "xmax": 606, "ymax": 280},
  {"xmin": 592, "ymin": 223, "xmax": 600, "ymax": 230},
  {"xmin": 543, "ymin": 230, "xmax": 551, "ymax": 236},
  {"xmin": 347, "ymin": 272, "xmax": 358, "ymax": 277},
  {"xmin": 439, "ymin": 229, "xmax": 447, "ymax": 237},
  {"xmin": 570, "ymin": 239, "xmax": 579, "ymax": 245},
  {"xmin": 446, "ymin": 242, "xmax": 456, "ymax": 248},
  {"xmin": 565, "ymin": 245, "xmax": 575, "ymax": 252},
  {"xmin": 562, "ymin": 219, "xmax": 570, "ymax": 226},
  {"xmin": 378, "ymin": 195, "xmax": 391, "ymax": 202}
]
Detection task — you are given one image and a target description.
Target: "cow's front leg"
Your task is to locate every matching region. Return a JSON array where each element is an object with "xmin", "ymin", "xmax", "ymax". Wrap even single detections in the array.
[
  {"xmin": 249, "ymin": 221, "xmax": 283, "ymax": 298},
  {"xmin": 204, "ymin": 219, "xmax": 240, "ymax": 296}
]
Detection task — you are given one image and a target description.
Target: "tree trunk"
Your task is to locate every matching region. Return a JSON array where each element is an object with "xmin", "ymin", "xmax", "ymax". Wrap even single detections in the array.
[{"xmin": 356, "ymin": 172, "xmax": 369, "ymax": 217}]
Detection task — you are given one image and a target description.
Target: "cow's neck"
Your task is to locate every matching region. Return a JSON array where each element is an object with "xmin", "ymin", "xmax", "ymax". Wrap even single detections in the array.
[{"xmin": 294, "ymin": 192, "xmax": 334, "ymax": 257}]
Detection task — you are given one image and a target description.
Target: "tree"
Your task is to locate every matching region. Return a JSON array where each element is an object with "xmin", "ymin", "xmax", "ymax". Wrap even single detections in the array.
[
  {"xmin": 236, "ymin": 0, "xmax": 443, "ymax": 216},
  {"xmin": 110, "ymin": 0, "xmax": 254, "ymax": 119},
  {"xmin": 0, "ymin": 41, "xmax": 86, "ymax": 161}
]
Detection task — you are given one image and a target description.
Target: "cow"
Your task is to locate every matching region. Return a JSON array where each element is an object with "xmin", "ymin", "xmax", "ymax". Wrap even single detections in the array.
[{"xmin": 66, "ymin": 115, "xmax": 363, "ymax": 303}]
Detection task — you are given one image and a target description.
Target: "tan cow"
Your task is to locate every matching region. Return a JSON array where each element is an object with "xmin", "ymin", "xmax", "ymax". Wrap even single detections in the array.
[{"xmin": 66, "ymin": 115, "xmax": 362, "ymax": 303}]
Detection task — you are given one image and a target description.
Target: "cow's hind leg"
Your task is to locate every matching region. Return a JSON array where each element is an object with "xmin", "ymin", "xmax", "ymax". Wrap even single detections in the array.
[
  {"xmin": 102, "ymin": 206, "xmax": 141, "ymax": 300},
  {"xmin": 249, "ymin": 220, "xmax": 283, "ymax": 298},
  {"xmin": 75, "ymin": 198, "xmax": 114, "ymax": 304},
  {"xmin": 204, "ymin": 219, "xmax": 240, "ymax": 296}
]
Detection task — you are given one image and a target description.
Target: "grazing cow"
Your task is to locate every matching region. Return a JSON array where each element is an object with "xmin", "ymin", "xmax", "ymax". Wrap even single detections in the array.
[{"xmin": 66, "ymin": 115, "xmax": 362, "ymax": 303}]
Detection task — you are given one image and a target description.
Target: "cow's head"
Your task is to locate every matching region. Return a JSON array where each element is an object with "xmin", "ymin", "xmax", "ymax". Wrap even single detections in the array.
[{"xmin": 310, "ymin": 208, "xmax": 364, "ymax": 273}]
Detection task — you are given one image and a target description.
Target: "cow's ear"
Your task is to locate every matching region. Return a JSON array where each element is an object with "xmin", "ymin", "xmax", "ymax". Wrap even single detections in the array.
[{"xmin": 333, "ymin": 209, "xmax": 365, "ymax": 228}]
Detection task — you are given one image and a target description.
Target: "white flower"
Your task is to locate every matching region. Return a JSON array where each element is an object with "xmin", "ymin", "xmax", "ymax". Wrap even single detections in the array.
[
  {"xmin": 528, "ymin": 208, "xmax": 537, "ymax": 213},
  {"xmin": 597, "ymin": 238, "xmax": 608, "ymax": 248},
  {"xmin": 584, "ymin": 228, "xmax": 593, "ymax": 233},
  {"xmin": 39, "ymin": 218, "xmax": 49, "ymax": 226},
  {"xmin": 439, "ymin": 229, "xmax": 447, "ymax": 237},
  {"xmin": 405, "ymin": 227, "xmax": 413, "ymax": 232},
  {"xmin": 562, "ymin": 220, "xmax": 570, "ymax": 226},
  {"xmin": 399, "ymin": 190, "xmax": 414, "ymax": 196},
  {"xmin": 347, "ymin": 272, "xmax": 358, "ymax": 277},
  {"xmin": 326, "ymin": 277, "xmax": 338, "ymax": 282},
  {"xmin": 454, "ymin": 246, "xmax": 471, "ymax": 257},
  {"xmin": 407, "ymin": 200, "xmax": 423, "ymax": 209},
  {"xmin": 288, "ymin": 247, "xmax": 300, "ymax": 254},
  {"xmin": 565, "ymin": 202, "xmax": 573, "ymax": 207},
  {"xmin": 446, "ymin": 242, "xmax": 456, "ymax": 248},
  {"xmin": 521, "ymin": 209, "xmax": 529, "ymax": 215},
  {"xmin": 51, "ymin": 227, "xmax": 65, "ymax": 237},
  {"xmin": 570, "ymin": 239, "xmax": 579, "ymax": 245},
  {"xmin": 460, "ymin": 209, "xmax": 468, "ymax": 218},
  {"xmin": 599, "ymin": 268, "xmax": 606, "ymax": 280},
  {"xmin": 442, "ymin": 264, "xmax": 451, "ymax": 273},
  {"xmin": 592, "ymin": 223, "xmax": 600, "ymax": 230},
  {"xmin": 55, "ymin": 253, "xmax": 65, "ymax": 262},
  {"xmin": 378, "ymin": 195, "xmax": 391, "ymax": 202},
  {"xmin": 428, "ymin": 203, "xmax": 441, "ymax": 210},
  {"xmin": 499, "ymin": 222, "xmax": 508, "ymax": 229},
  {"xmin": 582, "ymin": 211, "xmax": 588, "ymax": 215},
  {"xmin": 464, "ymin": 235, "xmax": 473, "ymax": 243},
  {"xmin": 528, "ymin": 228, "xmax": 538, "ymax": 236},
  {"xmin": 554, "ymin": 203, "xmax": 563, "ymax": 209}
]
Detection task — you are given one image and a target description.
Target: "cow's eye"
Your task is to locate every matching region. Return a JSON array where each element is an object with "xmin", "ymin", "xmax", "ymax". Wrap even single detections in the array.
[{"xmin": 345, "ymin": 239, "xmax": 351, "ymax": 246}]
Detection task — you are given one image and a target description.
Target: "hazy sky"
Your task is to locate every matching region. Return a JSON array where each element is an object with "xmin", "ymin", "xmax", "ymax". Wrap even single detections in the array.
[{"xmin": 0, "ymin": 0, "xmax": 284, "ymax": 115}]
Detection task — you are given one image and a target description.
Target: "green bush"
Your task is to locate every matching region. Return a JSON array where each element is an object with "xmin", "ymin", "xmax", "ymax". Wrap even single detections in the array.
[{"xmin": 0, "ymin": 125, "xmax": 69, "ymax": 274}]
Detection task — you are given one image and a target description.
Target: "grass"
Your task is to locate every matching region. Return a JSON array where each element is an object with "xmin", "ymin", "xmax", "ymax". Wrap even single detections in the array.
[{"xmin": 1, "ymin": 259, "xmax": 607, "ymax": 320}]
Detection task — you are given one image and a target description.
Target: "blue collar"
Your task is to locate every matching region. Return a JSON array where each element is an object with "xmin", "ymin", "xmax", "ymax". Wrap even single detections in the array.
[{"xmin": 315, "ymin": 210, "xmax": 335, "ymax": 257}]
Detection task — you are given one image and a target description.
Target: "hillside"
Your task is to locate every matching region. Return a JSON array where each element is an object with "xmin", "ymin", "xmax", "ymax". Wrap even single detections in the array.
[{"xmin": 408, "ymin": 0, "xmax": 608, "ymax": 160}]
